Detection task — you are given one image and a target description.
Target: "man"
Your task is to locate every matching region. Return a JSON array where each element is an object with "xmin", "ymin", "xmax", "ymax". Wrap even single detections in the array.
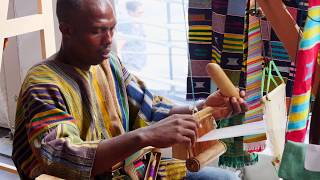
[{"xmin": 12, "ymin": 0, "xmax": 247, "ymax": 179}]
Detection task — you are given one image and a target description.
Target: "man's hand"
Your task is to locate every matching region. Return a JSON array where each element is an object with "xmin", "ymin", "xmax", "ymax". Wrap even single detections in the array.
[
  {"xmin": 204, "ymin": 89, "xmax": 248, "ymax": 120},
  {"xmin": 141, "ymin": 114, "xmax": 199, "ymax": 148}
]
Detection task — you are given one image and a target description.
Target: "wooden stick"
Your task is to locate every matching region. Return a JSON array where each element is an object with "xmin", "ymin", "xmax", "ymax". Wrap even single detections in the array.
[
  {"xmin": 0, "ymin": 162, "xmax": 17, "ymax": 174},
  {"xmin": 186, "ymin": 141, "xmax": 226, "ymax": 172},
  {"xmin": 206, "ymin": 63, "xmax": 240, "ymax": 98},
  {"xmin": 35, "ymin": 174, "xmax": 63, "ymax": 180},
  {"xmin": 172, "ymin": 107, "xmax": 215, "ymax": 160},
  {"xmin": 193, "ymin": 107, "xmax": 214, "ymax": 123},
  {"xmin": 256, "ymin": 0, "xmax": 301, "ymax": 62}
]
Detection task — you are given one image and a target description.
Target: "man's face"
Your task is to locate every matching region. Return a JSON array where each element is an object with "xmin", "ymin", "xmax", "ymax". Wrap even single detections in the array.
[{"xmin": 68, "ymin": 2, "xmax": 116, "ymax": 66}]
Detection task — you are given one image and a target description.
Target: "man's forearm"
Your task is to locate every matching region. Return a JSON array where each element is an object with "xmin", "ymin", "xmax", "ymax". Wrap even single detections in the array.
[
  {"xmin": 257, "ymin": 0, "xmax": 302, "ymax": 62},
  {"xmin": 92, "ymin": 128, "xmax": 149, "ymax": 176}
]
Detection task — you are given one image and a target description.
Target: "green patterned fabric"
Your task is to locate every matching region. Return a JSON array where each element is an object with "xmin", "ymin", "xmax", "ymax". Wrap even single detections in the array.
[
  {"xmin": 278, "ymin": 141, "xmax": 320, "ymax": 180},
  {"xmin": 218, "ymin": 115, "xmax": 258, "ymax": 168}
]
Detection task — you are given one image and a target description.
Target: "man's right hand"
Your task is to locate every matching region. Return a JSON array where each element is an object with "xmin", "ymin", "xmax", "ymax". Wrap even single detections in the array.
[{"xmin": 140, "ymin": 114, "xmax": 199, "ymax": 148}]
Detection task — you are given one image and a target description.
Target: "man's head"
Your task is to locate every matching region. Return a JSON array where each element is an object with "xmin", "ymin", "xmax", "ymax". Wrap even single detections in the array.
[
  {"xmin": 56, "ymin": 0, "xmax": 116, "ymax": 68},
  {"xmin": 126, "ymin": 1, "xmax": 143, "ymax": 17}
]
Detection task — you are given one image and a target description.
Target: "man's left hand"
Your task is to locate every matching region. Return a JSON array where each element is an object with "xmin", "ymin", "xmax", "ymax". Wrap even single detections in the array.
[{"xmin": 204, "ymin": 89, "xmax": 248, "ymax": 120}]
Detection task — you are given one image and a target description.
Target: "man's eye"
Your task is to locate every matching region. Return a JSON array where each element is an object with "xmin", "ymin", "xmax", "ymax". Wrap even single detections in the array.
[
  {"xmin": 91, "ymin": 27, "xmax": 115, "ymax": 34},
  {"xmin": 92, "ymin": 29, "xmax": 104, "ymax": 34},
  {"xmin": 91, "ymin": 29, "xmax": 101, "ymax": 34}
]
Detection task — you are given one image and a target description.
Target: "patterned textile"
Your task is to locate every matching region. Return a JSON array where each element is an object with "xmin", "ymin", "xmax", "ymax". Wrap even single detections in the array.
[
  {"xmin": 187, "ymin": 0, "xmax": 212, "ymax": 99},
  {"xmin": 243, "ymin": 15, "xmax": 265, "ymax": 151},
  {"xmin": 12, "ymin": 53, "xmax": 173, "ymax": 180},
  {"xmin": 157, "ymin": 158, "xmax": 186, "ymax": 180},
  {"xmin": 218, "ymin": 115, "xmax": 258, "ymax": 168},
  {"xmin": 187, "ymin": 0, "xmax": 312, "ymax": 167},
  {"xmin": 187, "ymin": 0, "xmax": 259, "ymax": 168},
  {"xmin": 287, "ymin": 0, "xmax": 320, "ymax": 142}
]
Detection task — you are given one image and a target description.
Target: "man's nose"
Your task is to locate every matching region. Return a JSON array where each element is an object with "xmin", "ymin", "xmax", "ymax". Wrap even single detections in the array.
[{"xmin": 103, "ymin": 30, "xmax": 113, "ymax": 44}]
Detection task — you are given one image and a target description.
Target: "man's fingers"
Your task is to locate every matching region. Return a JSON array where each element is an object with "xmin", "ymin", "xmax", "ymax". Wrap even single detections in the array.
[
  {"xmin": 178, "ymin": 129, "xmax": 197, "ymax": 147},
  {"xmin": 239, "ymin": 90, "xmax": 245, "ymax": 98},
  {"xmin": 174, "ymin": 114, "xmax": 200, "ymax": 128},
  {"xmin": 230, "ymin": 97, "xmax": 241, "ymax": 114},
  {"xmin": 179, "ymin": 119, "xmax": 199, "ymax": 138},
  {"xmin": 179, "ymin": 135, "xmax": 192, "ymax": 148},
  {"xmin": 239, "ymin": 98, "xmax": 248, "ymax": 112}
]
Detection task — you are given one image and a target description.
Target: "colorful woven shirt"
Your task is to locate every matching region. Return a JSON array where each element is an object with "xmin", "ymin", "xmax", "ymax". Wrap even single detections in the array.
[{"xmin": 12, "ymin": 53, "xmax": 173, "ymax": 180}]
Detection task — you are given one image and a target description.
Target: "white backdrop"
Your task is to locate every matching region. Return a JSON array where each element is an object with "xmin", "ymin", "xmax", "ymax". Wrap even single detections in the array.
[{"xmin": 0, "ymin": 0, "xmax": 59, "ymax": 131}]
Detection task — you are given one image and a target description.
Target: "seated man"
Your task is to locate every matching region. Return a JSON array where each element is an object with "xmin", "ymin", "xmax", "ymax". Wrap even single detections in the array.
[{"xmin": 12, "ymin": 0, "xmax": 247, "ymax": 179}]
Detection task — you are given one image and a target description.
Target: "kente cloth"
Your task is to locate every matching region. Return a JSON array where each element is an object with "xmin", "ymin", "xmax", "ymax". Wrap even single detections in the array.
[
  {"xmin": 187, "ymin": 0, "xmax": 258, "ymax": 168},
  {"xmin": 157, "ymin": 159, "xmax": 187, "ymax": 180},
  {"xmin": 287, "ymin": 0, "xmax": 320, "ymax": 142},
  {"xmin": 243, "ymin": 14, "xmax": 266, "ymax": 152},
  {"xmin": 218, "ymin": 115, "xmax": 258, "ymax": 168},
  {"xmin": 12, "ymin": 53, "xmax": 173, "ymax": 180},
  {"xmin": 187, "ymin": 0, "xmax": 312, "ymax": 162}
]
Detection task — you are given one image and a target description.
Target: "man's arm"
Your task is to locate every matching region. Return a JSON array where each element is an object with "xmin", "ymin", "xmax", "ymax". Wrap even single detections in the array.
[
  {"xmin": 169, "ymin": 101, "xmax": 205, "ymax": 115},
  {"xmin": 15, "ymin": 76, "xmax": 198, "ymax": 178},
  {"xmin": 92, "ymin": 114, "xmax": 199, "ymax": 176},
  {"xmin": 257, "ymin": 0, "xmax": 302, "ymax": 62}
]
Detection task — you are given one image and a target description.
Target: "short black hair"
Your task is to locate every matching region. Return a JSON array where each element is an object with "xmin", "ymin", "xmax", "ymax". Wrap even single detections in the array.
[
  {"xmin": 56, "ymin": 0, "xmax": 84, "ymax": 23},
  {"xmin": 126, "ymin": 1, "xmax": 142, "ymax": 13}
]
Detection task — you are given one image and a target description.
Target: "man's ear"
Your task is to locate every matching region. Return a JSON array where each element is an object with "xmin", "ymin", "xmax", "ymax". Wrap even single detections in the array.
[{"xmin": 59, "ymin": 22, "xmax": 73, "ymax": 38}]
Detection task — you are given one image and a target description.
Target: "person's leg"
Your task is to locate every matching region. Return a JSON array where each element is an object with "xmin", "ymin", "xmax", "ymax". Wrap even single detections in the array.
[{"xmin": 186, "ymin": 167, "xmax": 240, "ymax": 180}]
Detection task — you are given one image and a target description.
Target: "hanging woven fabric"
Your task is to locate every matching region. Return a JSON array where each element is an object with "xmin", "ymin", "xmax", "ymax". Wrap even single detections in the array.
[
  {"xmin": 187, "ymin": 0, "xmax": 259, "ymax": 168},
  {"xmin": 211, "ymin": 0, "xmax": 260, "ymax": 168},
  {"xmin": 287, "ymin": 0, "xmax": 320, "ymax": 142},
  {"xmin": 242, "ymin": 7, "xmax": 266, "ymax": 153},
  {"xmin": 186, "ymin": 0, "xmax": 212, "ymax": 100}
]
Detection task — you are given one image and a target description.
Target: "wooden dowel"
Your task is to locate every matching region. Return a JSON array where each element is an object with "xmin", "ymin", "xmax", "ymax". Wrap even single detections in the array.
[
  {"xmin": 35, "ymin": 174, "xmax": 63, "ymax": 180},
  {"xmin": 206, "ymin": 63, "xmax": 240, "ymax": 98},
  {"xmin": 193, "ymin": 107, "xmax": 214, "ymax": 123},
  {"xmin": 186, "ymin": 141, "xmax": 226, "ymax": 172},
  {"xmin": 0, "ymin": 162, "xmax": 18, "ymax": 174}
]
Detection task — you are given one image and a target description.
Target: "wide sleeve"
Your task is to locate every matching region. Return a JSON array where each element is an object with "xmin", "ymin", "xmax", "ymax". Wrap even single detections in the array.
[
  {"xmin": 120, "ymin": 61, "xmax": 174, "ymax": 129},
  {"xmin": 15, "ymin": 82, "xmax": 100, "ymax": 179}
]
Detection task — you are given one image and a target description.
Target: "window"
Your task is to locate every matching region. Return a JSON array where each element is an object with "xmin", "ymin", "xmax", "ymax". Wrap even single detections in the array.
[{"xmin": 114, "ymin": 0, "xmax": 189, "ymax": 104}]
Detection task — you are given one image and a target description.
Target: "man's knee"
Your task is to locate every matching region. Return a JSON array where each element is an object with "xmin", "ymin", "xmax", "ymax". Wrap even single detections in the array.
[{"xmin": 186, "ymin": 167, "xmax": 240, "ymax": 180}]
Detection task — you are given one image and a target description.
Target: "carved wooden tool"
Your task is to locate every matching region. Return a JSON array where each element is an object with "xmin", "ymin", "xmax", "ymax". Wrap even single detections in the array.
[
  {"xmin": 172, "ymin": 107, "xmax": 226, "ymax": 172},
  {"xmin": 172, "ymin": 63, "xmax": 240, "ymax": 172},
  {"xmin": 206, "ymin": 63, "xmax": 240, "ymax": 98}
]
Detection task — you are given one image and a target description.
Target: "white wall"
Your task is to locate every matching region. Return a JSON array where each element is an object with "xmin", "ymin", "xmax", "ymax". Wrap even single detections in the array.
[
  {"xmin": 0, "ymin": 0, "xmax": 118, "ymax": 130},
  {"xmin": 0, "ymin": 0, "xmax": 60, "ymax": 130}
]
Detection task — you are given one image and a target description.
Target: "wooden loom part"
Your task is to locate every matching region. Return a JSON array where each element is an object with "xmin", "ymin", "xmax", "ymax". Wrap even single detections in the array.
[
  {"xmin": 172, "ymin": 63, "xmax": 240, "ymax": 172},
  {"xmin": 186, "ymin": 140, "xmax": 226, "ymax": 172},
  {"xmin": 206, "ymin": 63, "xmax": 240, "ymax": 99},
  {"xmin": 186, "ymin": 107, "xmax": 227, "ymax": 172},
  {"xmin": 172, "ymin": 107, "xmax": 226, "ymax": 172}
]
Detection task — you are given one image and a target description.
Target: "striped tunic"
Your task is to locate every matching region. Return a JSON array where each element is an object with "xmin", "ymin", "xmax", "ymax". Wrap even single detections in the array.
[{"xmin": 12, "ymin": 53, "xmax": 173, "ymax": 180}]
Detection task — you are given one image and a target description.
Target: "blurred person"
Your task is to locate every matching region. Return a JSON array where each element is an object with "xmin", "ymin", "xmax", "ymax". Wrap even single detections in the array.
[{"xmin": 117, "ymin": 1, "xmax": 147, "ymax": 71}]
